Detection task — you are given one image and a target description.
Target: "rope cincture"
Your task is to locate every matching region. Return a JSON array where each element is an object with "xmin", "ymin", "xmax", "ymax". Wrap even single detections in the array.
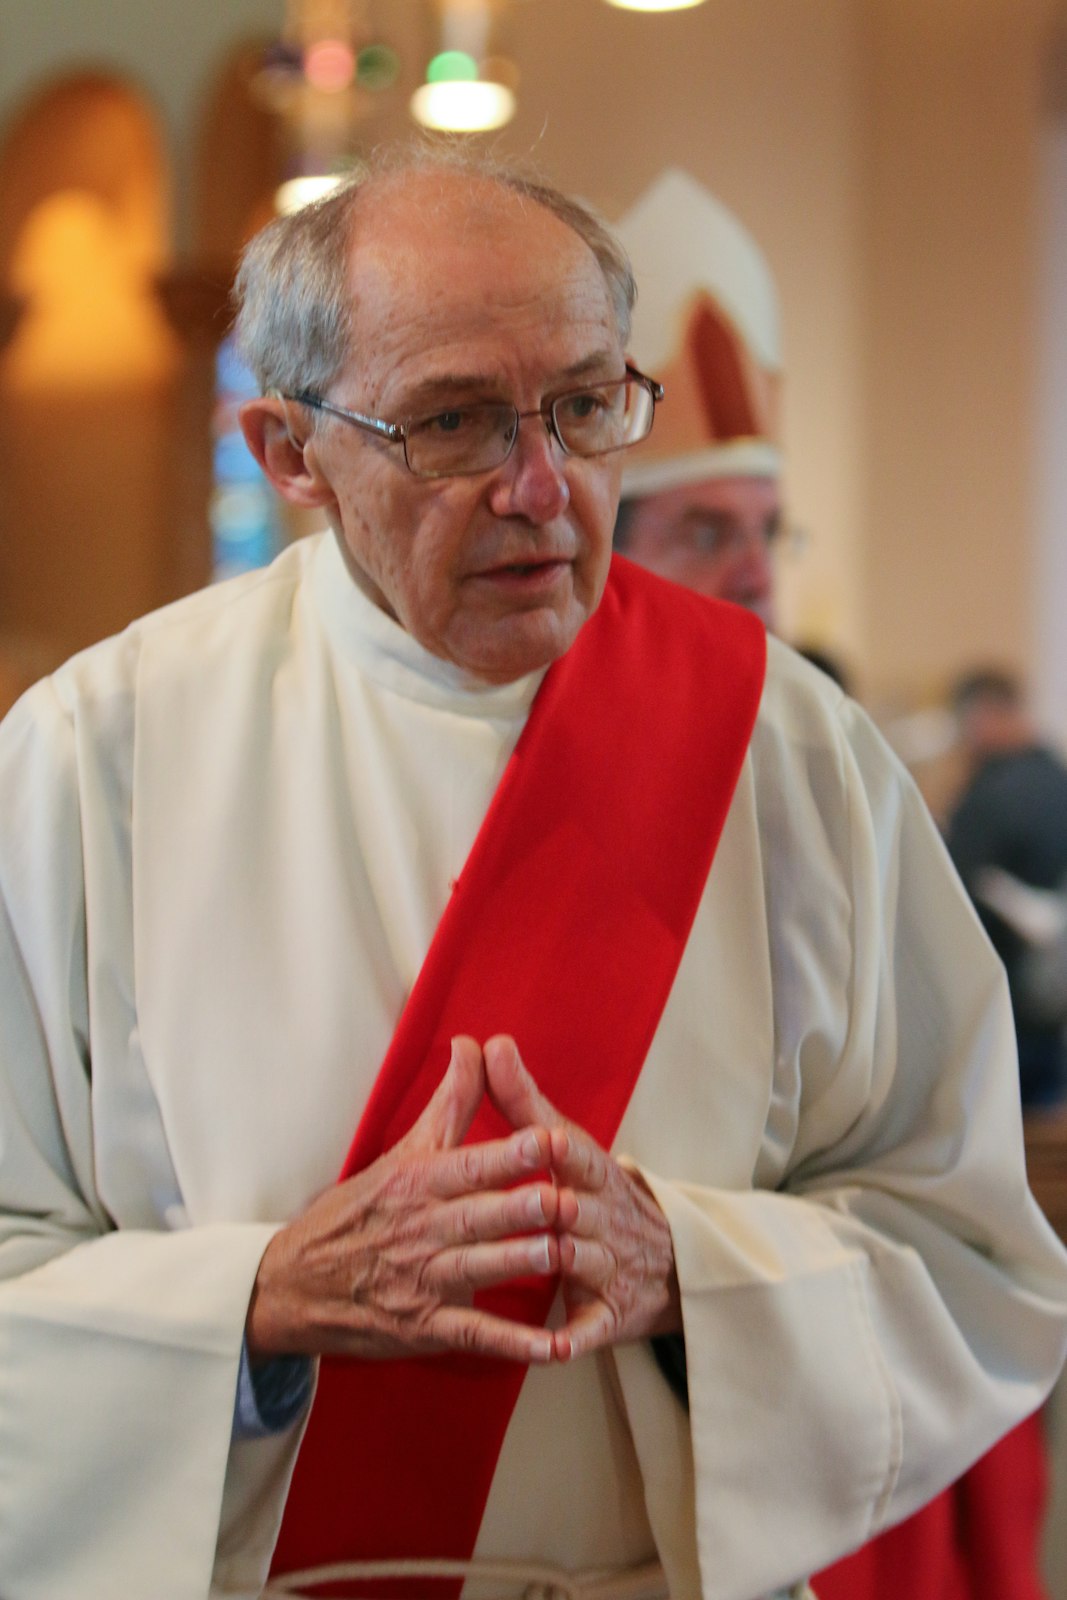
[{"xmin": 265, "ymin": 1556, "xmax": 817, "ymax": 1600}]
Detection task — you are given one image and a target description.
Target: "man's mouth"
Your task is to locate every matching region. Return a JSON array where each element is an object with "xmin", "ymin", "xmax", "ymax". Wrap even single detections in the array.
[
  {"xmin": 473, "ymin": 556, "xmax": 570, "ymax": 584},
  {"xmin": 503, "ymin": 559, "xmax": 562, "ymax": 576}
]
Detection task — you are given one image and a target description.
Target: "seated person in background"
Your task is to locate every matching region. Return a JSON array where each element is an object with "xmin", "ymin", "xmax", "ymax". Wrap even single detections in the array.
[
  {"xmin": 0, "ymin": 146, "xmax": 1065, "ymax": 1600},
  {"xmin": 613, "ymin": 167, "xmax": 1062, "ymax": 1600},
  {"xmin": 946, "ymin": 668, "xmax": 1067, "ymax": 1111}
]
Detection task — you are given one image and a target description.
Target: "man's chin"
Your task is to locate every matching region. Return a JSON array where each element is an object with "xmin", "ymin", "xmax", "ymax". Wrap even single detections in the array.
[
  {"xmin": 448, "ymin": 600, "xmax": 589, "ymax": 685},
  {"xmin": 729, "ymin": 593, "xmax": 775, "ymax": 631}
]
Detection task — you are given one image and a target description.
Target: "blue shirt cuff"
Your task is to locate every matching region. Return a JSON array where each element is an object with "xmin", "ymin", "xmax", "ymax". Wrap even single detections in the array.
[{"xmin": 233, "ymin": 1339, "xmax": 313, "ymax": 1439}]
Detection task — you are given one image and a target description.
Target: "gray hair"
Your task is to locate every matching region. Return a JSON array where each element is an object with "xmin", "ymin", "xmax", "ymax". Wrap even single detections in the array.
[{"xmin": 232, "ymin": 142, "xmax": 636, "ymax": 402}]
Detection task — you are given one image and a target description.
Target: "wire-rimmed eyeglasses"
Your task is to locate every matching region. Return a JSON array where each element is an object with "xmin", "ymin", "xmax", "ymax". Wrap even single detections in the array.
[{"xmin": 283, "ymin": 364, "xmax": 664, "ymax": 480}]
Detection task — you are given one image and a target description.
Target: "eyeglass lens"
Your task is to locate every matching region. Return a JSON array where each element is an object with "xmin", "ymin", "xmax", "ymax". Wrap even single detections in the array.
[{"xmin": 404, "ymin": 377, "xmax": 654, "ymax": 478}]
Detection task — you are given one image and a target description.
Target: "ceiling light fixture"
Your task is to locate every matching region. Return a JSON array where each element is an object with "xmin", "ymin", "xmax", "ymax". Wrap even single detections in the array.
[
  {"xmin": 275, "ymin": 173, "xmax": 349, "ymax": 214},
  {"xmin": 259, "ymin": 0, "xmax": 707, "ymax": 160},
  {"xmin": 603, "ymin": 0, "xmax": 708, "ymax": 11},
  {"xmin": 411, "ymin": 1, "xmax": 517, "ymax": 133},
  {"xmin": 254, "ymin": 2, "xmax": 399, "ymax": 213}
]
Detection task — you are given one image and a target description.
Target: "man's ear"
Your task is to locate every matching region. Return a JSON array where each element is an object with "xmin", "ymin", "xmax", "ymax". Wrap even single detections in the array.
[{"xmin": 239, "ymin": 396, "xmax": 336, "ymax": 510}]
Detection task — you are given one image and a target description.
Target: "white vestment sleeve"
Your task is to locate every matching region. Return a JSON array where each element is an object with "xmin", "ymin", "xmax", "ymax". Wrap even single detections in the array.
[
  {"xmin": 614, "ymin": 685, "xmax": 1067, "ymax": 1600},
  {"xmin": 0, "ymin": 682, "xmax": 281, "ymax": 1600}
]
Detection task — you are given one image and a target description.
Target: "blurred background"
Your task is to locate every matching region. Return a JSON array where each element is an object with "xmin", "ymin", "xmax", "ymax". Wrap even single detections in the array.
[{"xmin": 1, "ymin": 0, "xmax": 1065, "ymax": 755}]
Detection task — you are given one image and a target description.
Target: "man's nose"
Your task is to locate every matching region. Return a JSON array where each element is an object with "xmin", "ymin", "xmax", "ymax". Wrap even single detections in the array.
[
  {"xmin": 742, "ymin": 526, "xmax": 775, "ymax": 573},
  {"xmin": 721, "ymin": 523, "xmax": 775, "ymax": 582},
  {"xmin": 487, "ymin": 415, "xmax": 571, "ymax": 523}
]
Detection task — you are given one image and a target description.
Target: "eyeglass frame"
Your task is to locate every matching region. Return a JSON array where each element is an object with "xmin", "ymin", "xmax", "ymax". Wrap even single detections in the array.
[{"xmin": 280, "ymin": 363, "xmax": 664, "ymax": 480}]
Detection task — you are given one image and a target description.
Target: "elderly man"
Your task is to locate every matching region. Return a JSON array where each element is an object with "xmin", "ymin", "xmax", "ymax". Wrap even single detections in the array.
[{"xmin": 0, "ymin": 148, "xmax": 1065, "ymax": 1600}]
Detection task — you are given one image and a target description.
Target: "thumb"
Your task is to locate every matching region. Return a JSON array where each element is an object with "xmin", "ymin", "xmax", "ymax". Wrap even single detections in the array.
[
  {"xmin": 406, "ymin": 1035, "xmax": 486, "ymax": 1152},
  {"xmin": 483, "ymin": 1034, "xmax": 562, "ymax": 1132}
]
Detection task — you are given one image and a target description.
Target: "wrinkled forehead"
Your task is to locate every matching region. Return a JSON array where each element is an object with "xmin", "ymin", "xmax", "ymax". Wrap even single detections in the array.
[
  {"xmin": 641, "ymin": 474, "xmax": 783, "ymax": 521},
  {"xmin": 350, "ymin": 169, "xmax": 586, "ymax": 262},
  {"xmin": 337, "ymin": 172, "xmax": 620, "ymax": 396},
  {"xmin": 343, "ymin": 171, "xmax": 616, "ymax": 343}
]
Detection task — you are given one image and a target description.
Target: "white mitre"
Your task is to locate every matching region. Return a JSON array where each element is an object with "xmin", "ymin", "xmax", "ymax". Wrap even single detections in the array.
[{"xmin": 616, "ymin": 168, "xmax": 783, "ymax": 497}]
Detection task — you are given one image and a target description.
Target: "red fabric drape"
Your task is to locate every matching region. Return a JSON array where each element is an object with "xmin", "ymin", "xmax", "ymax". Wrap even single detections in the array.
[{"xmin": 271, "ymin": 560, "xmax": 766, "ymax": 1594}]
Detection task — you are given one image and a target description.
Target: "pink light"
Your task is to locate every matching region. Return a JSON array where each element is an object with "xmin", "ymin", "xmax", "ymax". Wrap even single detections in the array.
[{"xmin": 305, "ymin": 39, "xmax": 356, "ymax": 93}]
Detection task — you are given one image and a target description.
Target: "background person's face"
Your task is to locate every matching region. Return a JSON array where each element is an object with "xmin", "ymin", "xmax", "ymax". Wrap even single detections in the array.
[
  {"xmin": 308, "ymin": 174, "xmax": 625, "ymax": 684},
  {"xmin": 620, "ymin": 476, "xmax": 781, "ymax": 629}
]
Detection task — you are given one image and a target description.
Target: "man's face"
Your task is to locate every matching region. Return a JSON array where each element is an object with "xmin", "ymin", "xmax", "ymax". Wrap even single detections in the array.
[
  {"xmin": 619, "ymin": 475, "xmax": 781, "ymax": 629},
  {"xmin": 304, "ymin": 174, "xmax": 624, "ymax": 683}
]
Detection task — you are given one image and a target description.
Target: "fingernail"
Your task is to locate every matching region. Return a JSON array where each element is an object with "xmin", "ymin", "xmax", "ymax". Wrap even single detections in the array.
[
  {"xmin": 532, "ymin": 1333, "xmax": 552, "ymax": 1363},
  {"xmin": 533, "ymin": 1235, "xmax": 551, "ymax": 1271},
  {"xmin": 519, "ymin": 1130, "xmax": 541, "ymax": 1165}
]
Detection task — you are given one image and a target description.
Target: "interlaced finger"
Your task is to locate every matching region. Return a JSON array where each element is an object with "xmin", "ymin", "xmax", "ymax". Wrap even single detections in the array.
[
  {"xmin": 432, "ymin": 1180, "xmax": 555, "ymax": 1245},
  {"xmin": 429, "ymin": 1126, "xmax": 552, "ymax": 1200},
  {"xmin": 430, "ymin": 1231, "xmax": 559, "ymax": 1292},
  {"xmin": 548, "ymin": 1126, "xmax": 610, "ymax": 1195},
  {"xmin": 553, "ymin": 1301, "xmax": 615, "ymax": 1363},
  {"xmin": 429, "ymin": 1305, "xmax": 554, "ymax": 1365},
  {"xmin": 557, "ymin": 1231, "xmax": 615, "ymax": 1287}
]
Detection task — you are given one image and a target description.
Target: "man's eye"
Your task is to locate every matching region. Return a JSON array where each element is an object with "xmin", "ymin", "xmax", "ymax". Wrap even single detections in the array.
[
  {"xmin": 428, "ymin": 410, "xmax": 471, "ymax": 435},
  {"xmin": 680, "ymin": 517, "xmax": 731, "ymax": 555},
  {"xmin": 560, "ymin": 392, "xmax": 607, "ymax": 421}
]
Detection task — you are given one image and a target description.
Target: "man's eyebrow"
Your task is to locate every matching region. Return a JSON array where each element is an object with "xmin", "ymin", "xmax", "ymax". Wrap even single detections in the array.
[
  {"xmin": 397, "ymin": 352, "xmax": 625, "ymax": 413},
  {"xmin": 679, "ymin": 507, "xmax": 733, "ymax": 526},
  {"xmin": 557, "ymin": 350, "xmax": 627, "ymax": 384},
  {"xmin": 397, "ymin": 374, "xmax": 498, "ymax": 411}
]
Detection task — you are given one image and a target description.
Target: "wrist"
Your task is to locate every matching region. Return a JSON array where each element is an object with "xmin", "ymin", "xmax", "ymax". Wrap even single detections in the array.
[{"xmin": 626, "ymin": 1164, "xmax": 683, "ymax": 1336}]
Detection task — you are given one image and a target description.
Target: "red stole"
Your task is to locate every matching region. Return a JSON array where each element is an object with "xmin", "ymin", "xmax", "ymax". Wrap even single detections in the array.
[{"xmin": 271, "ymin": 557, "xmax": 766, "ymax": 1593}]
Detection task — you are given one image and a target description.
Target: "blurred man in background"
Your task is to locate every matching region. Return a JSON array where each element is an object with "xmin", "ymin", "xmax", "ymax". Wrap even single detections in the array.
[{"xmin": 612, "ymin": 168, "xmax": 783, "ymax": 631}]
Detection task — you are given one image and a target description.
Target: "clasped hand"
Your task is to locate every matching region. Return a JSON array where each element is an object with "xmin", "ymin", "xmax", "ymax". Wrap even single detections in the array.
[{"xmin": 246, "ymin": 1036, "xmax": 680, "ymax": 1366}]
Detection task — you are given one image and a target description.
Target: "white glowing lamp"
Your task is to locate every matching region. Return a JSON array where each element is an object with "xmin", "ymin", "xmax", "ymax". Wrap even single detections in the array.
[
  {"xmin": 603, "ymin": 0, "xmax": 707, "ymax": 9},
  {"xmin": 275, "ymin": 173, "xmax": 347, "ymax": 215},
  {"xmin": 410, "ymin": 78, "xmax": 515, "ymax": 132}
]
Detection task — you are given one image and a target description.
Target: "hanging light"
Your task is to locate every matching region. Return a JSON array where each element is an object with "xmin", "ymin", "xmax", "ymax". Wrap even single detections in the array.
[
  {"xmin": 411, "ymin": 78, "xmax": 516, "ymax": 132},
  {"xmin": 275, "ymin": 173, "xmax": 349, "ymax": 214},
  {"xmin": 257, "ymin": 2, "xmax": 400, "ymax": 214},
  {"xmin": 303, "ymin": 36, "xmax": 357, "ymax": 93},
  {"xmin": 602, "ymin": 0, "xmax": 708, "ymax": 10},
  {"xmin": 411, "ymin": 2, "xmax": 517, "ymax": 133}
]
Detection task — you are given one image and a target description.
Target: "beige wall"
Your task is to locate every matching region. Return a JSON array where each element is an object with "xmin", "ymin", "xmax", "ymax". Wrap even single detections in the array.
[
  {"xmin": 0, "ymin": 0, "xmax": 1064, "ymax": 716},
  {"xmin": 1037, "ymin": 111, "xmax": 1067, "ymax": 753},
  {"xmin": 861, "ymin": 0, "xmax": 1052, "ymax": 705}
]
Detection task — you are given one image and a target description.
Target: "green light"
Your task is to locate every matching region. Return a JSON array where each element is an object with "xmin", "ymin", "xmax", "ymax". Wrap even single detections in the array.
[
  {"xmin": 426, "ymin": 51, "xmax": 478, "ymax": 85},
  {"xmin": 356, "ymin": 44, "xmax": 400, "ymax": 91}
]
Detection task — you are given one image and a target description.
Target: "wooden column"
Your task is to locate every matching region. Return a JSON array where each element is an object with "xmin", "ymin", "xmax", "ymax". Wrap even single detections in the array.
[
  {"xmin": 1025, "ymin": 1108, "xmax": 1067, "ymax": 1245},
  {"xmin": 0, "ymin": 293, "xmax": 24, "ymax": 351},
  {"xmin": 154, "ymin": 264, "xmax": 235, "ymax": 600}
]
